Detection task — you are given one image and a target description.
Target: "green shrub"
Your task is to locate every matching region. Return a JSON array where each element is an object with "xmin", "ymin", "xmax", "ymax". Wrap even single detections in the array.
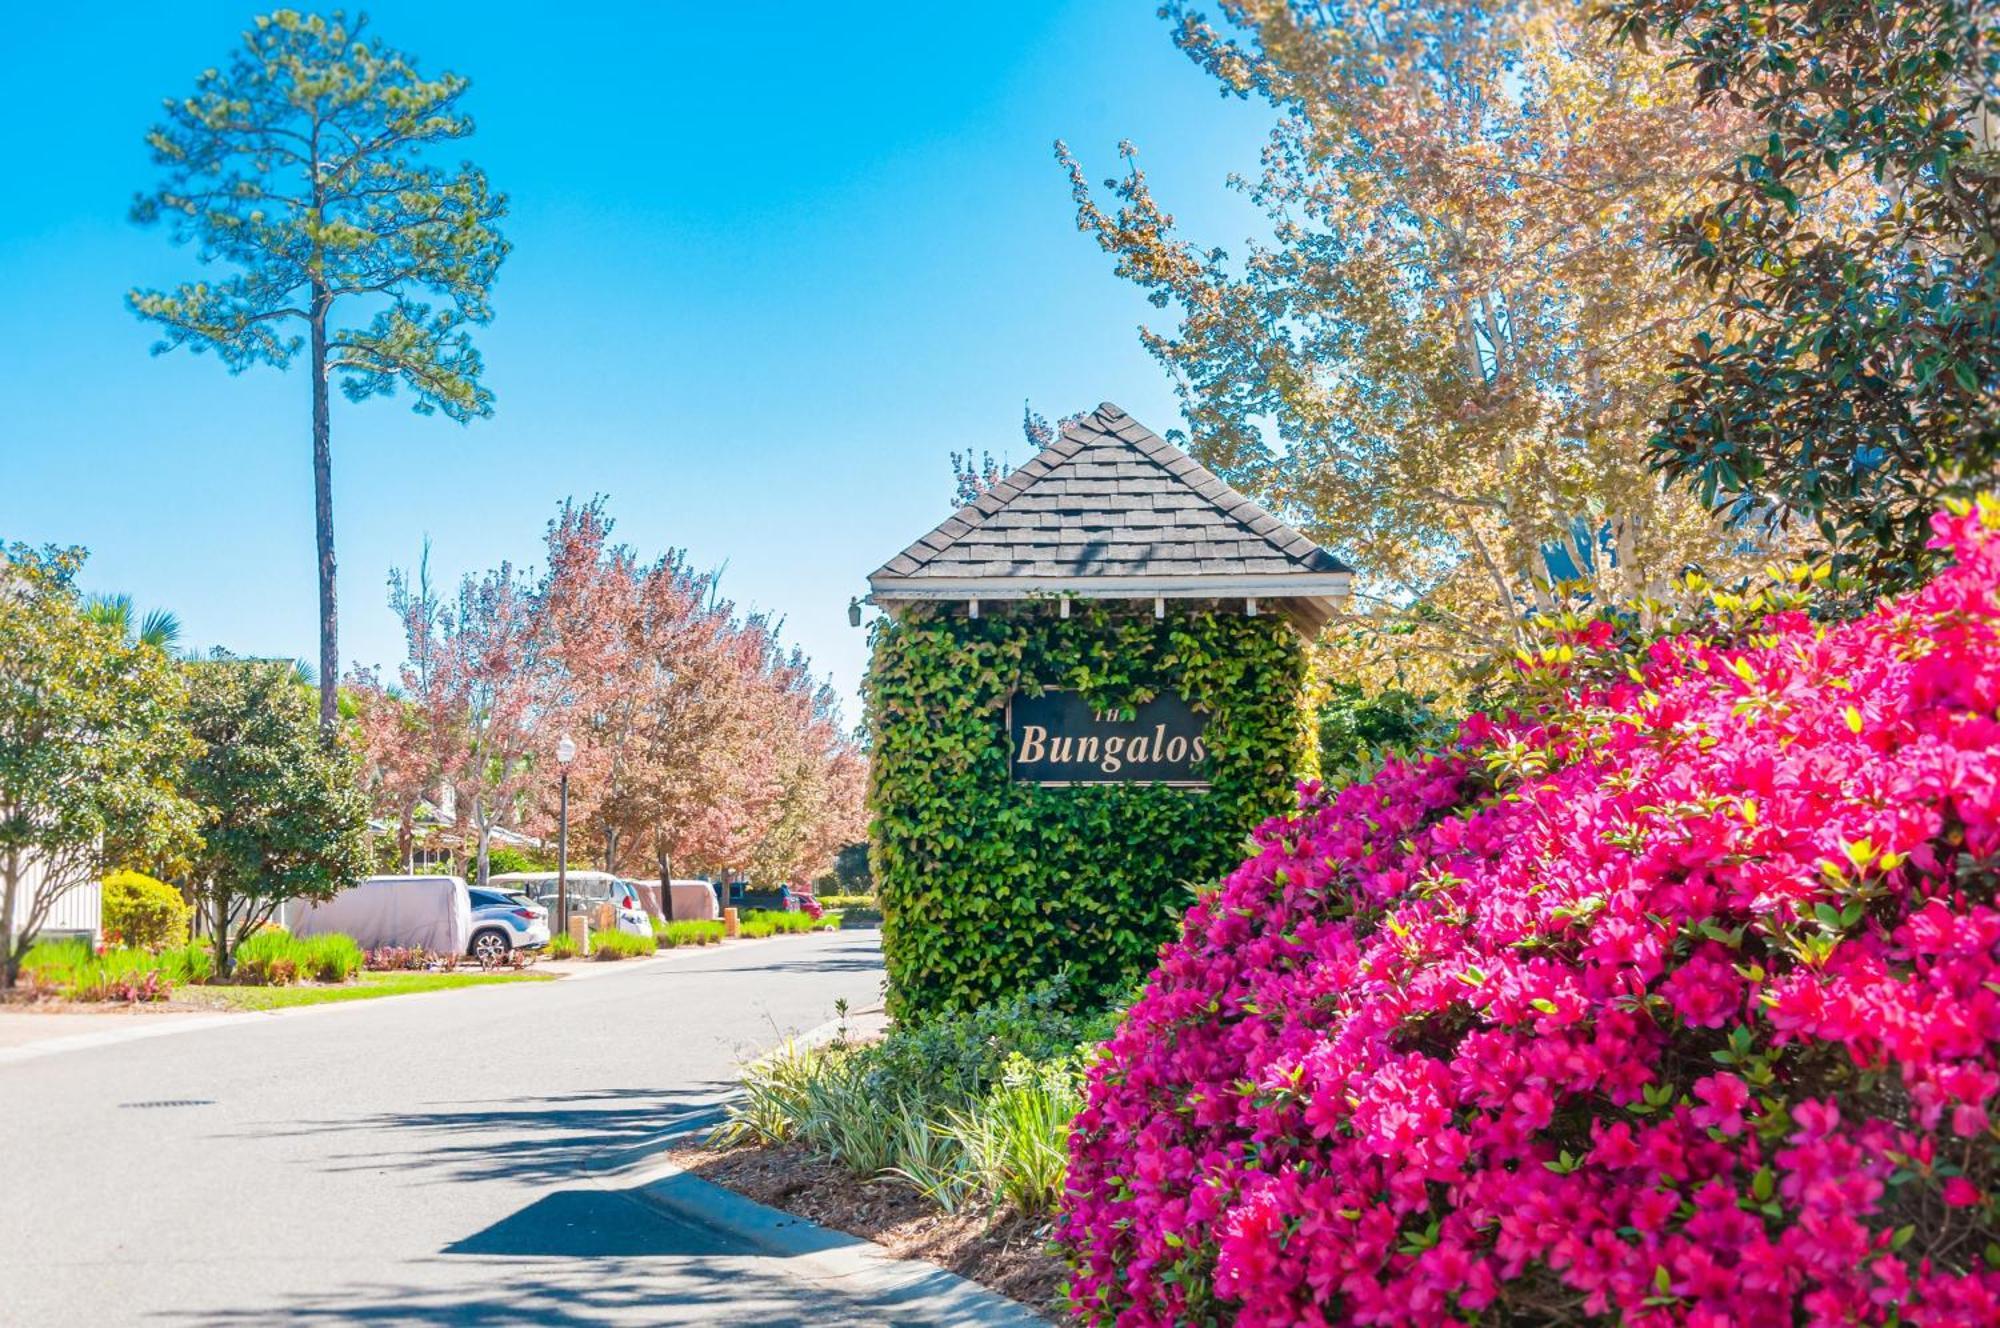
[
  {"xmin": 159, "ymin": 940, "xmax": 216, "ymax": 984},
  {"xmin": 655, "ymin": 919, "xmax": 725, "ymax": 948},
  {"xmin": 295, "ymin": 933, "xmax": 363, "ymax": 982},
  {"xmin": 866, "ymin": 605, "xmax": 1314, "ymax": 1018},
  {"xmin": 712, "ymin": 1037, "xmax": 848, "ymax": 1147},
  {"xmin": 589, "ymin": 929, "xmax": 656, "ymax": 961},
  {"xmin": 737, "ymin": 909, "xmax": 830, "ymax": 939},
  {"xmin": 101, "ymin": 871, "xmax": 192, "ymax": 951},
  {"xmin": 711, "ymin": 978, "xmax": 1109, "ymax": 1217},
  {"xmin": 18, "ymin": 938, "xmax": 89, "ymax": 991},
  {"xmin": 942, "ymin": 1054, "xmax": 1080, "ymax": 1216},
  {"xmin": 815, "ymin": 893, "xmax": 877, "ymax": 911},
  {"xmin": 19, "ymin": 939, "xmax": 173, "ymax": 1003},
  {"xmin": 232, "ymin": 930, "xmax": 361, "ymax": 985},
  {"xmin": 545, "ymin": 931, "xmax": 579, "ymax": 960}
]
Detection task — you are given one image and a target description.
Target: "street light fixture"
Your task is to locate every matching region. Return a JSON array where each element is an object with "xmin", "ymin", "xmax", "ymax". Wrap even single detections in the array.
[{"xmin": 555, "ymin": 733, "xmax": 577, "ymax": 945}]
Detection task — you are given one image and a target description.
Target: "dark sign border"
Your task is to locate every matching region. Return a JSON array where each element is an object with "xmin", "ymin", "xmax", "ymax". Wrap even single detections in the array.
[{"xmin": 1004, "ymin": 688, "xmax": 1212, "ymax": 788}]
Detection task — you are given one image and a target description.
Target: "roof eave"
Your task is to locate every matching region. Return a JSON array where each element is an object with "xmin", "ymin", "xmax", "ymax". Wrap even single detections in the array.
[{"xmin": 868, "ymin": 570, "xmax": 1352, "ymax": 635}]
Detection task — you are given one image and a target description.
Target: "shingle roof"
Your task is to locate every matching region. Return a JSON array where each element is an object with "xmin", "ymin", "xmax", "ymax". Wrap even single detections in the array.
[{"xmin": 868, "ymin": 403, "xmax": 1351, "ymax": 590}]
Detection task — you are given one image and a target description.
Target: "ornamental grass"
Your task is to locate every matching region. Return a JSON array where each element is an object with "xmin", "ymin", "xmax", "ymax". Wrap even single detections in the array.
[{"xmin": 1061, "ymin": 503, "xmax": 2000, "ymax": 1327}]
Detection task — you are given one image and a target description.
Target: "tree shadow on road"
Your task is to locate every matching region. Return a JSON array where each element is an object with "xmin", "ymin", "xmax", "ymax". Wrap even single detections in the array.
[
  {"xmin": 244, "ymin": 1084, "xmax": 733, "ymax": 1186},
  {"xmin": 166, "ymin": 1183, "xmax": 948, "ymax": 1327}
]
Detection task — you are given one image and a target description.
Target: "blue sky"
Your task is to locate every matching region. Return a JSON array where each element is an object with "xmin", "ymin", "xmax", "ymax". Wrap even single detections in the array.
[{"xmin": 0, "ymin": 3, "xmax": 1273, "ymax": 721}]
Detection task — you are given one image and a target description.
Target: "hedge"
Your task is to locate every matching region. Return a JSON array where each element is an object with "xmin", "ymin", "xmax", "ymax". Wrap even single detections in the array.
[{"xmin": 866, "ymin": 601, "xmax": 1315, "ymax": 1018}]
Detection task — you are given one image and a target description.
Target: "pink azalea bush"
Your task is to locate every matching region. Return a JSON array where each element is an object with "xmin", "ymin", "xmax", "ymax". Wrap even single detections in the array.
[{"xmin": 1060, "ymin": 503, "xmax": 2000, "ymax": 1327}]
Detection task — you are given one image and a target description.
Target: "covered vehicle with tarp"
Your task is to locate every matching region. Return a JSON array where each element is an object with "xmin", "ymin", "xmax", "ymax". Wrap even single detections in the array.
[{"xmin": 290, "ymin": 875, "xmax": 473, "ymax": 954}]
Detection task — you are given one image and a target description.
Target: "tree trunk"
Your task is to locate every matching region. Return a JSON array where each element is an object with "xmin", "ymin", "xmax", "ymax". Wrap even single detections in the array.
[
  {"xmin": 310, "ymin": 295, "xmax": 338, "ymax": 739},
  {"xmin": 604, "ymin": 827, "xmax": 617, "ymax": 875},
  {"xmin": 212, "ymin": 888, "xmax": 232, "ymax": 978},
  {"xmin": 1, "ymin": 846, "xmax": 20, "ymax": 990}
]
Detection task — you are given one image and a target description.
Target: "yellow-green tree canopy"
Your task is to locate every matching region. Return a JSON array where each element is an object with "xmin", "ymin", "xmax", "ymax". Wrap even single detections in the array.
[
  {"xmin": 1060, "ymin": 0, "xmax": 1763, "ymax": 700},
  {"xmin": 0, "ymin": 545, "xmax": 202, "ymax": 987}
]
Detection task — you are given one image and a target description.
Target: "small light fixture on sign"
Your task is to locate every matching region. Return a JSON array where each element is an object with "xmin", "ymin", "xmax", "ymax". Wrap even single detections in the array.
[
  {"xmin": 847, "ymin": 596, "xmax": 862, "ymax": 628},
  {"xmin": 1154, "ymin": 595, "xmax": 1165, "ymax": 620},
  {"xmin": 555, "ymin": 733, "xmax": 577, "ymax": 767}
]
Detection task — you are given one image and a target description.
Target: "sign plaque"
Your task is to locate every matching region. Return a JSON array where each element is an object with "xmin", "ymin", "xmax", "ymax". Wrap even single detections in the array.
[{"xmin": 1007, "ymin": 690, "xmax": 1209, "ymax": 787}]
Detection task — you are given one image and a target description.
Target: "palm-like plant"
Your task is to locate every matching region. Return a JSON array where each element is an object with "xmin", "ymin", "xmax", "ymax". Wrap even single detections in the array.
[{"xmin": 83, "ymin": 593, "xmax": 183, "ymax": 653}]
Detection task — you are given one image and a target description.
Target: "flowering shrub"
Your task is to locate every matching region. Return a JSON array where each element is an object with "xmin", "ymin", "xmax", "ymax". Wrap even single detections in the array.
[
  {"xmin": 1061, "ymin": 502, "xmax": 2000, "ymax": 1327},
  {"xmin": 363, "ymin": 945, "xmax": 459, "ymax": 971}
]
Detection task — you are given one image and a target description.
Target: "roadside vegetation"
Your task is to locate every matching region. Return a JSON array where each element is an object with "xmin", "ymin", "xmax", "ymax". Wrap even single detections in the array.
[
  {"xmin": 587, "ymin": 929, "xmax": 656, "ymax": 961},
  {"xmin": 184, "ymin": 969, "xmax": 553, "ymax": 1011},
  {"xmin": 14, "ymin": 928, "xmax": 548, "ymax": 1010},
  {"xmin": 737, "ymin": 908, "xmax": 836, "ymax": 939},
  {"xmin": 813, "ymin": 893, "xmax": 880, "ymax": 927},
  {"xmin": 712, "ymin": 979, "xmax": 1111, "ymax": 1218},
  {"xmin": 655, "ymin": 919, "xmax": 724, "ymax": 947}
]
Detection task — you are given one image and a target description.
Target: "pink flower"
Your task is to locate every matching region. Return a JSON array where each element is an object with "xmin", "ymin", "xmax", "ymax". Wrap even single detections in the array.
[
  {"xmin": 1059, "ymin": 503, "xmax": 2000, "ymax": 1327},
  {"xmin": 1691, "ymin": 1072, "xmax": 1753, "ymax": 1136}
]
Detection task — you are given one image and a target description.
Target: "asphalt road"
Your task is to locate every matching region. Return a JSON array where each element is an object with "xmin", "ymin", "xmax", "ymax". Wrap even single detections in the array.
[{"xmin": 0, "ymin": 928, "xmax": 906, "ymax": 1327}]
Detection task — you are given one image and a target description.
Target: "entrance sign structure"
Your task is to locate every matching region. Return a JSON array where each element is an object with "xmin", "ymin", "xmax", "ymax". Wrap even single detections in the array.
[
  {"xmin": 868, "ymin": 402, "xmax": 1351, "ymax": 627},
  {"xmin": 863, "ymin": 402, "xmax": 1353, "ymax": 1017}
]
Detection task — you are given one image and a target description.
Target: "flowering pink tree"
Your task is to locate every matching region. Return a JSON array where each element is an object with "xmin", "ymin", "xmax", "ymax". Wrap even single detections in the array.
[
  {"xmin": 1061, "ymin": 502, "xmax": 2000, "ymax": 1326},
  {"xmin": 386, "ymin": 555, "xmax": 550, "ymax": 886},
  {"xmin": 346, "ymin": 668, "xmax": 441, "ymax": 870},
  {"xmin": 535, "ymin": 498, "xmax": 644, "ymax": 867},
  {"xmin": 362, "ymin": 499, "xmax": 867, "ymax": 894},
  {"xmin": 742, "ymin": 649, "xmax": 867, "ymax": 888}
]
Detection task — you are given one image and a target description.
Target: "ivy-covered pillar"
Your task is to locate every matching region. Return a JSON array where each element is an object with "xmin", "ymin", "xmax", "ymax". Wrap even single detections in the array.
[{"xmin": 862, "ymin": 403, "xmax": 1352, "ymax": 1018}]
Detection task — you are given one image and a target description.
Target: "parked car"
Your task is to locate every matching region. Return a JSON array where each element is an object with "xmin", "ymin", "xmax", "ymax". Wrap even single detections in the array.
[
  {"xmin": 487, "ymin": 871, "xmax": 651, "ymax": 938},
  {"xmin": 466, "ymin": 887, "xmax": 549, "ymax": 962},
  {"xmin": 291, "ymin": 875, "xmax": 472, "ymax": 953}
]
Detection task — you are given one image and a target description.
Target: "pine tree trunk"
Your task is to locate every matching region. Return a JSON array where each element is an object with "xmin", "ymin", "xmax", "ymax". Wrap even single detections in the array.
[{"xmin": 310, "ymin": 296, "xmax": 338, "ymax": 738}]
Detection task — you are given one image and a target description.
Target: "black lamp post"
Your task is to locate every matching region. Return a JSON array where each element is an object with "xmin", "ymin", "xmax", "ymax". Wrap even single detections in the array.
[{"xmin": 555, "ymin": 733, "xmax": 576, "ymax": 941}]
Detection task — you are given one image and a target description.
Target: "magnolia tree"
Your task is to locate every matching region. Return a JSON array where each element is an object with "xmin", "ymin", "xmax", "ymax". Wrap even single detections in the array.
[
  {"xmin": 1060, "ymin": 0, "xmax": 1762, "ymax": 700},
  {"xmin": 1601, "ymin": 0, "xmax": 2000, "ymax": 586},
  {"xmin": 0, "ymin": 546, "xmax": 202, "ymax": 987},
  {"xmin": 180, "ymin": 658, "xmax": 371, "ymax": 976}
]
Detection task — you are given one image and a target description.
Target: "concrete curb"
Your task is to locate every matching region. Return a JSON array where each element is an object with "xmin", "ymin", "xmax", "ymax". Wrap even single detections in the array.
[{"xmin": 630, "ymin": 1158, "xmax": 1051, "ymax": 1326}]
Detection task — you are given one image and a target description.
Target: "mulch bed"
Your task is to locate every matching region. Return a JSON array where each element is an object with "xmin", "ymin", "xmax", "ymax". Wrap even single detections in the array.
[{"xmin": 669, "ymin": 1140, "xmax": 1068, "ymax": 1321}]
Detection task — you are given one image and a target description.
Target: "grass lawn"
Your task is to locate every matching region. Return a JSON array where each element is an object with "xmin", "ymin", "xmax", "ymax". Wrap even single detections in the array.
[{"xmin": 183, "ymin": 969, "xmax": 556, "ymax": 1012}]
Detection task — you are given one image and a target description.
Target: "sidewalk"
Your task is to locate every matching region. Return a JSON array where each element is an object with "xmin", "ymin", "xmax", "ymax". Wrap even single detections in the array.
[{"xmin": 626, "ymin": 1154, "xmax": 1051, "ymax": 1326}]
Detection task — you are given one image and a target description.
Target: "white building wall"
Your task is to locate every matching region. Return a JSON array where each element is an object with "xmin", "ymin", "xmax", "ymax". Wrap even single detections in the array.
[{"xmin": 3, "ymin": 853, "xmax": 102, "ymax": 944}]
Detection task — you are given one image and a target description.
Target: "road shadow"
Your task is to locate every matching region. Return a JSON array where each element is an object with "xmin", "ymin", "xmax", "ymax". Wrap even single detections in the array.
[
  {"xmin": 157, "ymin": 1254, "xmax": 857, "ymax": 1326},
  {"xmin": 247, "ymin": 1084, "xmax": 733, "ymax": 1185},
  {"xmin": 442, "ymin": 1187, "xmax": 748, "ymax": 1258},
  {"xmin": 165, "ymin": 1181, "xmax": 954, "ymax": 1327}
]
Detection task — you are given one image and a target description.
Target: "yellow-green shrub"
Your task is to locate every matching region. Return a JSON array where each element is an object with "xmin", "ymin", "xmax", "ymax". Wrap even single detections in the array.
[{"xmin": 102, "ymin": 871, "xmax": 191, "ymax": 951}]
